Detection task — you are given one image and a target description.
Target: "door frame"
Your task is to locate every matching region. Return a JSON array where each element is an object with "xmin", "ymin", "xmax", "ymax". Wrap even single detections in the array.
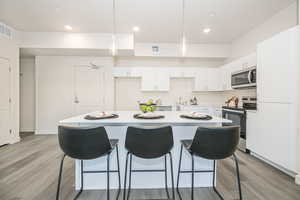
[
  {"xmin": 0, "ymin": 56, "xmax": 12, "ymax": 145},
  {"xmin": 72, "ymin": 64, "xmax": 106, "ymax": 115}
]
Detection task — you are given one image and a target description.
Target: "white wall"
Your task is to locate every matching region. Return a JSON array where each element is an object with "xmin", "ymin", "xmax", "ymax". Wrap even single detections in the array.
[
  {"xmin": 35, "ymin": 56, "xmax": 114, "ymax": 134},
  {"xmin": 229, "ymin": 2, "xmax": 298, "ymax": 60},
  {"xmin": 20, "ymin": 58, "xmax": 35, "ymax": 132},
  {"xmin": 0, "ymin": 27, "xmax": 20, "ymax": 143}
]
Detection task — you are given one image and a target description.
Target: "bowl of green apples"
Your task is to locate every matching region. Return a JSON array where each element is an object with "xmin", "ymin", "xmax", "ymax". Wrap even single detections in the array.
[{"xmin": 139, "ymin": 100, "xmax": 157, "ymax": 113}]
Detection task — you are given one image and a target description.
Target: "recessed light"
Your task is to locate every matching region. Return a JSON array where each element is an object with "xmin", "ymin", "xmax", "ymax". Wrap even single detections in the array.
[
  {"xmin": 203, "ymin": 28, "xmax": 211, "ymax": 34},
  {"xmin": 64, "ymin": 25, "xmax": 73, "ymax": 31},
  {"xmin": 132, "ymin": 26, "xmax": 140, "ymax": 32}
]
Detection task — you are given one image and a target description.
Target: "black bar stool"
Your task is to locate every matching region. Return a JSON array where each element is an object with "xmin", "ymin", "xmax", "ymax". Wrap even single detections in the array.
[
  {"xmin": 56, "ymin": 126, "xmax": 121, "ymax": 200},
  {"xmin": 123, "ymin": 126, "xmax": 175, "ymax": 200},
  {"xmin": 176, "ymin": 126, "xmax": 242, "ymax": 200}
]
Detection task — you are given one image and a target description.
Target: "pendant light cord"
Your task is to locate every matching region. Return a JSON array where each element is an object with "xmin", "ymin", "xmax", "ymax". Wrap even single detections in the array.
[
  {"xmin": 112, "ymin": 0, "xmax": 117, "ymax": 56},
  {"xmin": 181, "ymin": 0, "xmax": 186, "ymax": 57}
]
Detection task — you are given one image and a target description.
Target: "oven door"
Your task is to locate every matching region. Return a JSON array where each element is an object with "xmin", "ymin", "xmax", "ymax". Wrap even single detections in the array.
[{"xmin": 222, "ymin": 109, "xmax": 247, "ymax": 152}]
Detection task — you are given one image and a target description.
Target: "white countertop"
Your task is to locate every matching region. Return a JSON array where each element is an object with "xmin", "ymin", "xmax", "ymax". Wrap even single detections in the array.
[{"xmin": 59, "ymin": 111, "xmax": 231, "ymax": 126}]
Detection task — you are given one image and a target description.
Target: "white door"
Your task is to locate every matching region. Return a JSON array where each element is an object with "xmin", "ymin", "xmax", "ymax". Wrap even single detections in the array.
[
  {"xmin": 0, "ymin": 58, "xmax": 11, "ymax": 146},
  {"xmin": 74, "ymin": 65, "xmax": 105, "ymax": 115}
]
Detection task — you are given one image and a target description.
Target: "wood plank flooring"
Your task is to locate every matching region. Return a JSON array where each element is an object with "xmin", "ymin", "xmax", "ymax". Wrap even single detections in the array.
[{"xmin": 0, "ymin": 135, "xmax": 300, "ymax": 200}]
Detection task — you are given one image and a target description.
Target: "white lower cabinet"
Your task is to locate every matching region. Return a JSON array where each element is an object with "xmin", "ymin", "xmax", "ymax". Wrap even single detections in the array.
[{"xmin": 247, "ymin": 103, "xmax": 297, "ymax": 172}]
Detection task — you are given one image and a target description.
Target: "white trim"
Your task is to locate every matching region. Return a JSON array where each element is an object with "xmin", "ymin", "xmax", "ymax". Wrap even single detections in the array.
[
  {"xmin": 35, "ymin": 129, "xmax": 57, "ymax": 135},
  {"xmin": 35, "ymin": 57, "xmax": 39, "ymax": 133},
  {"xmin": 8, "ymin": 136, "xmax": 20, "ymax": 144},
  {"xmin": 251, "ymin": 152, "xmax": 297, "ymax": 177},
  {"xmin": 20, "ymin": 128, "xmax": 35, "ymax": 132}
]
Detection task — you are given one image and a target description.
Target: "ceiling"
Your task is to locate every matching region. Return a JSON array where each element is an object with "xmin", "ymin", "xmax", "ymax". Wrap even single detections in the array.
[{"xmin": 0, "ymin": 0, "xmax": 297, "ymax": 43}]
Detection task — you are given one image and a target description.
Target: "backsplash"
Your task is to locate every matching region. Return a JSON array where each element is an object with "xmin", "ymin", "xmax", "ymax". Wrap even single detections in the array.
[
  {"xmin": 222, "ymin": 89, "xmax": 257, "ymax": 107},
  {"xmin": 116, "ymin": 77, "xmax": 225, "ymax": 110}
]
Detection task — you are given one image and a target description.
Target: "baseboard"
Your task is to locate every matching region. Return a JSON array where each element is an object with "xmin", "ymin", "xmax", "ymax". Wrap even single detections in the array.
[
  {"xmin": 250, "ymin": 152, "xmax": 297, "ymax": 177},
  {"xmin": 296, "ymin": 175, "xmax": 300, "ymax": 185},
  {"xmin": 20, "ymin": 128, "xmax": 35, "ymax": 132},
  {"xmin": 35, "ymin": 130, "xmax": 58, "ymax": 135},
  {"xmin": 9, "ymin": 136, "xmax": 20, "ymax": 144}
]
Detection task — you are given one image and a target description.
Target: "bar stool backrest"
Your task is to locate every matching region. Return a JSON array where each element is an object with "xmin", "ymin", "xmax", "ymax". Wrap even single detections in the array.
[
  {"xmin": 190, "ymin": 126, "xmax": 240, "ymax": 160},
  {"xmin": 125, "ymin": 126, "xmax": 174, "ymax": 159},
  {"xmin": 58, "ymin": 126, "xmax": 112, "ymax": 160}
]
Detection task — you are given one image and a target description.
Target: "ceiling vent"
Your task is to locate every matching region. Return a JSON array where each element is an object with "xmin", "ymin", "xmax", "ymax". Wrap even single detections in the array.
[{"xmin": 0, "ymin": 23, "xmax": 12, "ymax": 39}]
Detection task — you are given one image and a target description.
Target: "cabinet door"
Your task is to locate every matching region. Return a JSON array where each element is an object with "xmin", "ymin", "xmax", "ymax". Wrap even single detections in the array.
[
  {"xmin": 257, "ymin": 28, "xmax": 298, "ymax": 103},
  {"xmin": 220, "ymin": 65, "xmax": 232, "ymax": 91},
  {"xmin": 194, "ymin": 68, "xmax": 221, "ymax": 91},
  {"xmin": 253, "ymin": 103, "xmax": 296, "ymax": 171},
  {"xmin": 141, "ymin": 69, "xmax": 169, "ymax": 91},
  {"xmin": 156, "ymin": 71, "xmax": 170, "ymax": 91},
  {"xmin": 141, "ymin": 70, "xmax": 155, "ymax": 91},
  {"xmin": 194, "ymin": 69, "xmax": 208, "ymax": 91},
  {"xmin": 246, "ymin": 111, "xmax": 260, "ymax": 151},
  {"xmin": 207, "ymin": 68, "xmax": 221, "ymax": 91}
]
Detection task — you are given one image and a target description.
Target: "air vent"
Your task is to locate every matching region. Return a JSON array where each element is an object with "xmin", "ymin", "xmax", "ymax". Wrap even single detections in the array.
[{"xmin": 0, "ymin": 23, "xmax": 12, "ymax": 39}]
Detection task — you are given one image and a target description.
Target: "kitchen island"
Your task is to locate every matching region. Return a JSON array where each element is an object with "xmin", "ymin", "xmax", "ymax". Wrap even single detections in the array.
[{"xmin": 59, "ymin": 111, "xmax": 231, "ymax": 190}]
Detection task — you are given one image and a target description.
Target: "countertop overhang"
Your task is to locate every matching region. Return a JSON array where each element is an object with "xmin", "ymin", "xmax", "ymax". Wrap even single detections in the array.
[{"xmin": 60, "ymin": 111, "xmax": 232, "ymax": 126}]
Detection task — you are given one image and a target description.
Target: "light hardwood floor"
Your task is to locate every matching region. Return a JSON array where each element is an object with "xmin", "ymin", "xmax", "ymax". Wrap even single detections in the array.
[{"xmin": 0, "ymin": 135, "xmax": 300, "ymax": 200}]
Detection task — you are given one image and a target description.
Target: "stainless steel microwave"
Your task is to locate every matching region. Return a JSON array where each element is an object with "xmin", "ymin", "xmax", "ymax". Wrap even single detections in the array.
[{"xmin": 231, "ymin": 66, "xmax": 256, "ymax": 89}]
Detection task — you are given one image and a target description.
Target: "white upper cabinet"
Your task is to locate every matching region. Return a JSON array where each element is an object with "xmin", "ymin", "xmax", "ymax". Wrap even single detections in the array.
[
  {"xmin": 194, "ymin": 68, "xmax": 221, "ymax": 92},
  {"xmin": 169, "ymin": 68, "xmax": 194, "ymax": 78},
  {"xmin": 257, "ymin": 26, "xmax": 300, "ymax": 103},
  {"xmin": 220, "ymin": 64, "xmax": 232, "ymax": 91},
  {"xmin": 141, "ymin": 69, "xmax": 170, "ymax": 91},
  {"xmin": 113, "ymin": 67, "xmax": 142, "ymax": 77},
  {"xmin": 113, "ymin": 51, "xmax": 258, "ymax": 92}
]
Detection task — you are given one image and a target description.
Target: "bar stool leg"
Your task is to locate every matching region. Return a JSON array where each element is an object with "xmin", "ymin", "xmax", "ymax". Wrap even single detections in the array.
[
  {"xmin": 168, "ymin": 152, "xmax": 175, "ymax": 200},
  {"xmin": 191, "ymin": 155, "xmax": 194, "ymax": 200},
  {"xmin": 116, "ymin": 145, "xmax": 121, "ymax": 200},
  {"xmin": 123, "ymin": 152, "xmax": 130, "ymax": 200},
  {"xmin": 176, "ymin": 145, "xmax": 183, "ymax": 200},
  {"xmin": 74, "ymin": 160, "xmax": 84, "ymax": 200},
  {"xmin": 107, "ymin": 153, "xmax": 111, "ymax": 200},
  {"xmin": 56, "ymin": 154, "xmax": 66, "ymax": 200},
  {"xmin": 212, "ymin": 160, "xmax": 224, "ymax": 200},
  {"xmin": 126, "ymin": 154, "xmax": 133, "ymax": 200},
  {"xmin": 164, "ymin": 155, "xmax": 171, "ymax": 199},
  {"xmin": 233, "ymin": 154, "xmax": 243, "ymax": 200}
]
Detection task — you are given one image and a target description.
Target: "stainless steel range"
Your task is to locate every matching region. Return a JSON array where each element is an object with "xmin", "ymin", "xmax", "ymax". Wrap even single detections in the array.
[{"xmin": 222, "ymin": 96, "xmax": 257, "ymax": 153}]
